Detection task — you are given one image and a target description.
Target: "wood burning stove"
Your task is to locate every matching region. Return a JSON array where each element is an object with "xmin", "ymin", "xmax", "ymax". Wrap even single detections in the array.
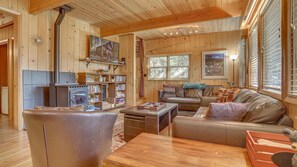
[
  {"xmin": 52, "ymin": 85, "xmax": 88, "ymax": 111},
  {"xmin": 49, "ymin": 5, "xmax": 89, "ymax": 111}
]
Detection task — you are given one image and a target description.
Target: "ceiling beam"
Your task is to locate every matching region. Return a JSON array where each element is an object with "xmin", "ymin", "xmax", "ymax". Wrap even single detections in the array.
[
  {"xmin": 101, "ymin": 2, "xmax": 247, "ymax": 37},
  {"xmin": 29, "ymin": 0, "xmax": 74, "ymax": 14}
]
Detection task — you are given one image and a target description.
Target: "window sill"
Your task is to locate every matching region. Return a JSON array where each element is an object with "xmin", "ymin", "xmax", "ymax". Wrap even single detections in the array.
[
  {"xmin": 259, "ymin": 89, "xmax": 282, "ymax": 100},
  {"xmin": 284, "ymin": 96, "xmax": 297, "ymax": 105},
  {"xmin": 147, "ymin": 79, "xmax": 189, "ymax": 81}
]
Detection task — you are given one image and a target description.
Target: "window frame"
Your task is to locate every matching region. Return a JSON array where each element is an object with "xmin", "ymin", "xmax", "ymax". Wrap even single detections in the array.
[
  {"xmin": 288, "ymin": 0, "xmax": 297, "ymax": 98},
  {"xmin": 147, "ymin": 54, "xmax": 190, "ymax": 81}
]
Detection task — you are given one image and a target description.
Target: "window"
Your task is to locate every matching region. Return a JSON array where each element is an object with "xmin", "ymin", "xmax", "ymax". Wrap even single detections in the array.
[
  {"xmin": 290, "ymin": 0, "xmax": 297, "ymax": 96},
  {"xmin": 262, "ymin": 0, "xmax": 282, "ymax": 93},
  {"xmin": 148, "ymin": 55, "xmax": 189, "ymax": 80},
  {"xmin": 249, "ymin": 24, "xmax": 259, "ymax": 88}
]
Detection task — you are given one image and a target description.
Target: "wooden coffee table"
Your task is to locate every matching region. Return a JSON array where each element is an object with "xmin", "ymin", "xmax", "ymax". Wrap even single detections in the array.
[
  {"xmin": 120, "ymin": 103, "xmax": 178, "ymax": 142},
  {"xmin": 103, "ymin": 133, "xmax": 252, "ymax": 167}
]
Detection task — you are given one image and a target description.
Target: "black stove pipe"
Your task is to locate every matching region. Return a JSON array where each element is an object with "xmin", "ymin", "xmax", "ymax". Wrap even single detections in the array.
[{"xmin": 54, "ymin": 7, "xmax": 66, "ymax": 84}]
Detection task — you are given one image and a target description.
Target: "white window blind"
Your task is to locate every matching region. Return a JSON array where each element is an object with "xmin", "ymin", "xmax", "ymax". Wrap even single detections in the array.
[
  {"xmin": 290, "ymin": 0, "xmax": 297, "ymax": 96},
  {"xmin": 249, "ymin": 24, "xmax": 259, "ymax": 87},
  {"xmin": 262, "ymin": 0, "xmax": 282, "ymax": 93}
]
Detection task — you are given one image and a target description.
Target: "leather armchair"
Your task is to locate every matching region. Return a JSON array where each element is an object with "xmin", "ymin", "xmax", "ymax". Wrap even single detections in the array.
[
  {"xmin": 23, "ymin": 110, "xmax": 117, "ymax": 167},
  {"xmin": 172, "ymin": 116, "xmax": 292, "ymax": 148}
]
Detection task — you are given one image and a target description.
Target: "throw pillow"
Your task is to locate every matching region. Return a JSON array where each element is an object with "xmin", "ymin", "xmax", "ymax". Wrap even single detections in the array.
[
  {"xmin": 206, "ymin": 102, "xmax": 248, "ymax": 121},
  {"xmin": 163, "ymin": 84, "xmax": 176, "ymax": 93},
  {"xmin": 185, "ymin": 89, "xmax": 203, "ymax": 98},
  {"xmin": 175, "ymin": 84, "xmax": 185, "ymax": 97},
  {"xmin": 34, "ymin": 105, "xmax": 84, "ymax": 111}
]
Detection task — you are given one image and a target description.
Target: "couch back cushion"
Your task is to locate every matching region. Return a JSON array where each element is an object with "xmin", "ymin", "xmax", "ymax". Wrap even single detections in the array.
[
  {"xmin": 203, "ymin": 85, "xmax": 223, "ymax": 96},
  {"xmin": 242, "ymin": 94, "xmax": 285, "ymax": 124},
  {"xmin": 233, "ymin": 89, "xmax": 257, "ymax": 103},
  {"xmin": 175, "ymin": 84, "xmax": 185, "ymax": 97},
  {"xmin": 185, "ymin": 89, "xmax": 203, "ymax": 98}
]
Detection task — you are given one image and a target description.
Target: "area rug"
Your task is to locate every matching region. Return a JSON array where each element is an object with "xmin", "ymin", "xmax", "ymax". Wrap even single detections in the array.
[{"xmin": 111, "ymin": 113, "xmax": 126, "ymax": 151}]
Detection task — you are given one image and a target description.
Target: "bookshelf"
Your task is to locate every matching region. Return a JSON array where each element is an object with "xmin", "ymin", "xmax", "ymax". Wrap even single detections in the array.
[{"xmin": 77, "ymin": 72, "xmax": 126, "ymax": 111}]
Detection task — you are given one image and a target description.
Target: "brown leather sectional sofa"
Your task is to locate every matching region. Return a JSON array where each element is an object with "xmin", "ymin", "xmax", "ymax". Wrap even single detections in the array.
[
  {"xmin": 158, "ymin": 85, "xmax": 221, "ymax": 111},
  {"xmin": 172, "ymin": 89, "xmax": 293, "ymax": 147}
]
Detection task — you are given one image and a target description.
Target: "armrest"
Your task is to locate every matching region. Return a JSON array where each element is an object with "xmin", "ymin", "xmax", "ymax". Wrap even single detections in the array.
[
  {"xmin": 200, "ymin": 96, "xmax": 218, "ymax": 107},
  {"xmin": 172, "ymin": 116, "xmax": 291, "ymax": 148},
  {"xmin": 158, "ymin": 90, "xmax": 165, "ymax": 102}
]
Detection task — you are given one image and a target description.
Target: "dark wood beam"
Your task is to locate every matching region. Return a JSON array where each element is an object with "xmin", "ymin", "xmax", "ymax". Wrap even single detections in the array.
[{"xmin": 29, "ymin": 0, "xmax": 73, "ymax": 14}]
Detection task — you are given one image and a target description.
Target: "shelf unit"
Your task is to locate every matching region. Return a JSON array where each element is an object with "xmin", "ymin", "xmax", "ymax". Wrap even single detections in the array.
[
  {"xmin": 77, "ymin": 72, "xmax": 126, "ymax": 111},
  {"xmin": 79, "ymin": 58, "xmax": 125, "ymax": 71}
]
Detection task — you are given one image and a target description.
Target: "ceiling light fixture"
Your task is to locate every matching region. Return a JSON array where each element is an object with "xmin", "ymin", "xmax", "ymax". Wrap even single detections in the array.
[
  {"xmin": 195, "ymin": 30, "xmax": 198, "ymax": 33},
  {"xmin": 170, "ymin": 32, "xmax": 173, "ymax": 35}
]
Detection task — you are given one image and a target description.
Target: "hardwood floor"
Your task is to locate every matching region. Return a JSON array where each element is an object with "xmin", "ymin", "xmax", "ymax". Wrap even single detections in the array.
[{"xmin": 0, "ymin": 114, "xmax": 32, "ymax": 167}]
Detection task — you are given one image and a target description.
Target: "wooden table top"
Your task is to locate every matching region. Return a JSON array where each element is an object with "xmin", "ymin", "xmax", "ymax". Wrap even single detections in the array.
[
  {"xmin": 103, "ymin": 133, "xmax": 252, "ymax": 167},
  {"xmin": 120, "ymin": 103, "xmax": 178, "ymax": 117}
]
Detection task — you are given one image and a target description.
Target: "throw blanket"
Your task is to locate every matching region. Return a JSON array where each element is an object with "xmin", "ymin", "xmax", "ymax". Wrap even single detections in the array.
[{"xmin": 183, "ymin": 82, "xmax": 206, "ymax": 89}]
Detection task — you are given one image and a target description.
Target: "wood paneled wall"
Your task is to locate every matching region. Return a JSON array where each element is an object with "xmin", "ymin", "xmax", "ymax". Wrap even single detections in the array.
[
  {"xmin": 0, "ymin": 1, "xmax": 106, "ymax": 73},
  {"xmin": 0, "ymin": 0, "xmax": 109, "ymax": 129},
  {"xmin": 119, "ymin": 34, "xmax": 137, "ymax": 106},
  {"xmin": 22, "ymin": 11, "xmax": 106, "ymax": 72},
  {"xmin": 143, "ymin": 30, "xmax": 241, "ymax": 101}
]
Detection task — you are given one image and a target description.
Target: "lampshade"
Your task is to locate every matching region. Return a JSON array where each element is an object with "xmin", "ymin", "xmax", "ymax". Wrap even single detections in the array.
[{"xmin": 230, "ymin": 55, "xmax": 239, "ymax": 60}]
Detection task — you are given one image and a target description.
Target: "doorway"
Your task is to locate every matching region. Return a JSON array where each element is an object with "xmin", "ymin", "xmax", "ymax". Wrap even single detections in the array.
[{"xmin": 0, "ymin": 41, "xmax": 8, "ymax": 116}]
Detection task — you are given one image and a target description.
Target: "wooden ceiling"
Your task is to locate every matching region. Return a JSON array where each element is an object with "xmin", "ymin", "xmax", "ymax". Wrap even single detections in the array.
[
  {"xmin": 135, "ymin": 16, "xmax": 242, "ymax": 39},
  {"xmin": 64, "ymin": 0, "xmax": 248, "ymax": 38}
]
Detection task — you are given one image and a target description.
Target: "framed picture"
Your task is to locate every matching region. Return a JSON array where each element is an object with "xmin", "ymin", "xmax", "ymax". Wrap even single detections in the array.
[{"xmin": 202, "ymin": 50, "xmax": 228, "ymax": 79}]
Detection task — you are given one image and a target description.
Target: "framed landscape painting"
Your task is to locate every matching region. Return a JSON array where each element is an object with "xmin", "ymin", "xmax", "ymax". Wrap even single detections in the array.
[{"xmin": 202, "ymin": 50, "xmax": 228, "ymax": 79}]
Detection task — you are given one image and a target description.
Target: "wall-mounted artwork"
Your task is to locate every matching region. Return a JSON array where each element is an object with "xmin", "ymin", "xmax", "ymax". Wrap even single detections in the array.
[
  {"xmin": 202, "ymin": 50, "xmax": 228, "ymax": 79},
  {"xmin": 89, "ymin": 35, "xmax": 119, "ymax": 63}
]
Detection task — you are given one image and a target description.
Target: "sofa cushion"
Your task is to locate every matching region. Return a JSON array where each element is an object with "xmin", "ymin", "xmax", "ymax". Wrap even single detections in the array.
[
  {"xmin": 203, "ymin": 85, "xmax": 223, "ymax": 96},
  {"xmin": 166, "ymin": 97, "xmax": 200, "ymax": 104},
  {"xmin": 233, "ymin": 89, "xmax": 256, "ymax": 103},
  {"xmin": 175, "ymin": 84, "xmax": 185, "ymax": 97},
  {"xmin": 206, "ymin": 102, "xmax": 248, "ymax": 121},
  {"xmin": 185, "ymin": 89, "xmax": 203, "ymax": 98},
  {"xmin": 163, "ymin": 84, "xmax": 176, "ymax": 93},
  {"xmin": 161, "ymin": 92, "xmax": 176, "ymax": 101},
  {"xmin": 242, "ymin": 94, "xmax": 285, "ymax": 124}
]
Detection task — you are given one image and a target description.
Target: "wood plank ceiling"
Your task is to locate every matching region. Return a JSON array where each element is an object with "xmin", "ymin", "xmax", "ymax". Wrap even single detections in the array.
[
  {"xmin": 65, "ymin": 0, "xmax": 248, "ymax": 39},
  {"xmin": 135, "ymin": 16, "xmax": 242, "ymax": 39}
]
